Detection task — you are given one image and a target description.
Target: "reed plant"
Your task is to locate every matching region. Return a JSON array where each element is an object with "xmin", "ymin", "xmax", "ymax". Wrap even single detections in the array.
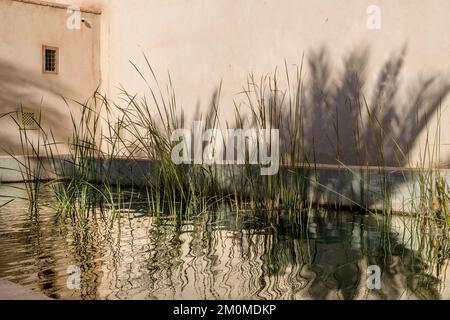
[{"xmin": 1, "ymin": 51, "xmax": 449, "ymax": 235}]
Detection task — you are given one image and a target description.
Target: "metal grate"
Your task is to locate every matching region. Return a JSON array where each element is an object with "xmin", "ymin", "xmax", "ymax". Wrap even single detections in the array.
[
  {"xmin": 19, "ymin": 112, "xmax": 39, "ymax": 130},
  {"xmin": 42, "ymin": 46, "xmax": 58, "ymax": 74}
]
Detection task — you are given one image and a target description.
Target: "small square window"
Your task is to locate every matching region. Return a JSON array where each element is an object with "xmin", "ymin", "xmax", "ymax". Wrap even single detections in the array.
[
  {"xmin": 18, "ymin": 111, "xmax": 39, "ymax": 130},
  {"xmin": 42, "ymin": 45, "xmax": 59, "ymax": 74}
]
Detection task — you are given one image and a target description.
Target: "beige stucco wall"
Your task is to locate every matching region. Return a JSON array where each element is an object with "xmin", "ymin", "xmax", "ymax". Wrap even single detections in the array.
[
  {"xmin": 69, "ymin": 0, "xmax": 450, "ymax": 167},
  {"xmin": 0, "ymin": 0, "xmax": 101, "ymax": 155},
  {"xmin": 4, "ymin": 0, "xmax": 450, "ymax": 167}
]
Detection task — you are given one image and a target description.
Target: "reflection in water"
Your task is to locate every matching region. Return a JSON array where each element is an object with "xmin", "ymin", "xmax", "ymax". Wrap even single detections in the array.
[{"xmin": 0, "ymin": 186, "xmax": 448, "ymax": 300}]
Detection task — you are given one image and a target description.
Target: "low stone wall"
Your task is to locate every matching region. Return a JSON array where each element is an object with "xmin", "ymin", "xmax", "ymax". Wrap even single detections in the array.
[{"xmin": 1, "ymin": 156, "xmax": 448, "ymax": 213}]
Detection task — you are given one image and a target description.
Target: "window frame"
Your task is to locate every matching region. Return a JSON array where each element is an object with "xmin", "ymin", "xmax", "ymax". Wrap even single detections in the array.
[{"xmin": 42, "ymin": 45, "xmax": 59, "ymax": 75}]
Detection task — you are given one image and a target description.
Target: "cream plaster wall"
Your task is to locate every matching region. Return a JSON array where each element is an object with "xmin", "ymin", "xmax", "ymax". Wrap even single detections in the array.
[
  {"xmin": 4, "ymin": 0, "xmax": 450, "ymax": 166},
  {"xmin": 0, "ymin": 0, "xmax": 101, "ymax": 155}
]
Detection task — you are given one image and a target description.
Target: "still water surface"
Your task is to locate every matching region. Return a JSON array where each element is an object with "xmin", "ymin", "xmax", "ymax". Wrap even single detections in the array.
[{"xmin": 0, "ymin": 185, "xmax": 448, "ymax": 300}]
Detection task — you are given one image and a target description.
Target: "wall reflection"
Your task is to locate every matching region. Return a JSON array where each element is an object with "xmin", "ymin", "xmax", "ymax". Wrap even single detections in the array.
[{"xmin": 0, "ymin": 185, "xmax": 448, "ymax": 300}]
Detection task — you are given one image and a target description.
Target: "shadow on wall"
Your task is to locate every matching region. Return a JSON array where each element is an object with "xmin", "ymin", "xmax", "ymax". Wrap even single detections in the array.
[
  {"xmin": 217, "ymin": 44, "xmax": 450, "ymax": 211},
  {"xmin": 0, "ymin": 58, "xmax": 80, "ymax": 156},
  {"xmin": 309, "ymin": 45, "xmax": 450, "ymax": 167},
  {"xmin": 235, "ymin": 44, "xmax": 450, "ymax": 168},
  {"xmin": 2, "ymin": 43, "xmax": 449, "ymax": 166}
]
